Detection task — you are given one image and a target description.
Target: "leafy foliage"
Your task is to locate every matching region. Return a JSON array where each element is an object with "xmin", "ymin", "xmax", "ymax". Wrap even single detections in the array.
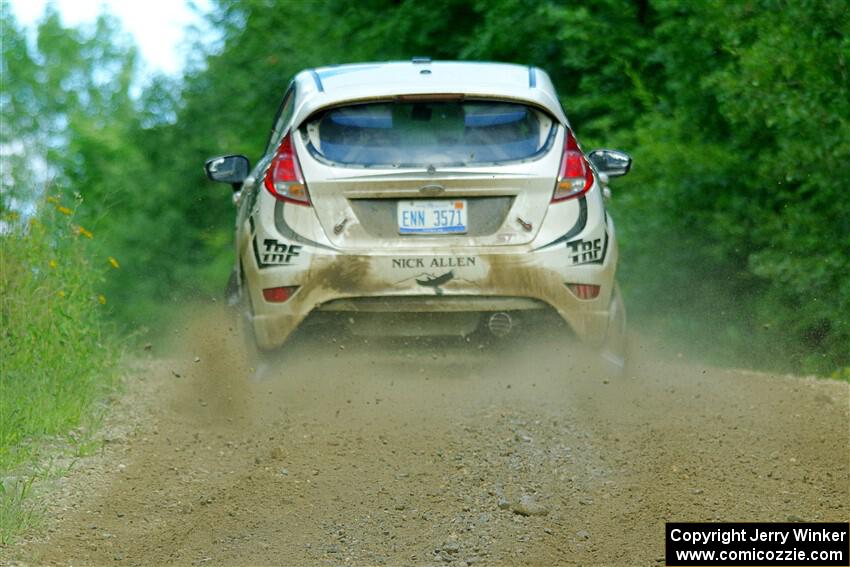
[{"xmin": 614, "ymin": 0, "xmax": 850, "ymax": 372}]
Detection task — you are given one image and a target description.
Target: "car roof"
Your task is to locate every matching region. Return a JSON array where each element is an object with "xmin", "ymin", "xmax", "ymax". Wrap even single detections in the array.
[{"xmin": 289, "ymin": 60, "xmax": 568, "ymax": 126}]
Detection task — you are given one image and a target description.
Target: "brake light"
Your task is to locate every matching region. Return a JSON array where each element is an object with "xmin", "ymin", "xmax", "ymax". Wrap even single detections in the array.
[
  {"xmin": 566, "ymin": 283, "xmax": 600, "ymax": 300},
  {"xmin": 552, "ymin": 128, "xmax": 594, "ymax": 202},
  {"xmin": 262, "ymin": 285, "xmax": 299, "ymax": 303},
  {"xmin": 264, "ymin": 133, "xmax": 311, "ymax": 206}
]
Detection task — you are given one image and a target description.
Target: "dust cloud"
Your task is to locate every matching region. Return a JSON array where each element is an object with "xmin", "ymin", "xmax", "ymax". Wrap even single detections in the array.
[{"xmin": 9, "ymin": 305, "xmax": 849, "ymax": 566}]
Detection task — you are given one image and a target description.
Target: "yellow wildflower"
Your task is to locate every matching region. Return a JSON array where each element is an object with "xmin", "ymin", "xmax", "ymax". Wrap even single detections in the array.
[
  {"xmin": 77, "ymin": 226, "xmax": 93, "ymax": 239},
  {"xmin": 49, "ymin": 259, "xmax": 58, "ymax": 269},
  {"xmin": 98, "ymin": 294, "xmax": 107, "ymax": 305},
  {"xmin": 46, "ymin": 196, "xmax": 59, "ymax": 204},
  {"xmin": 107, "ymin": 256, "xmax": 120, "ymax": 269},
  {"xmin": 57, "ymin": 205, "xmax": 72, "ymax": 216},
  {"xmin": 57, "ymin": 290, "xmax": 66, "ymax": 298}
]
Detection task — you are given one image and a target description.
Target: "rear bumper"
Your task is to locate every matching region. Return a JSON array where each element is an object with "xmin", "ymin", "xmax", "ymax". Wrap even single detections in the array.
[
  {"xmin": 245, "ymin": 242, "xmax": 618, "ymax": 350},
  {"xmin": 317, "ymin": 295, "xmax": 547, "ymax": 312}
]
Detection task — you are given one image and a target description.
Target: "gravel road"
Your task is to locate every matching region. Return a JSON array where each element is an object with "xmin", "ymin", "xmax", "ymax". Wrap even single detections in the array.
[{"xmin": 6, "ymin": 309, "xmax": 849, "ymax": 566}]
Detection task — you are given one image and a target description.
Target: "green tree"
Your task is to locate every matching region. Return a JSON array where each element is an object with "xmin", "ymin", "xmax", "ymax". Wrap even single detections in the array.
[{"xmin": 615, "ymin": 0, "xmax": 850, "ymax": 372}]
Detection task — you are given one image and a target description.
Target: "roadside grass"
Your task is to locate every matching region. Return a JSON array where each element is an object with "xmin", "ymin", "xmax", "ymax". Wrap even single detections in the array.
[
  {"xmin": 830, "ymin": 367, "xmax": 850, "ymax": 382},
  {"xmin": 0, "ymin": 197, "xmax": 121, "ymax": 544},
  {"xmin": 0, "ymin": 475, "xmax": 39, "ymax": 542}
]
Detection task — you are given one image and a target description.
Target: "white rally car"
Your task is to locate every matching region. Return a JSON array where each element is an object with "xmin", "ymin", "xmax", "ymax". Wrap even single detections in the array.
[{"xmin": 205, "ymin": 60, "xmax": 632, "ymax": 367}]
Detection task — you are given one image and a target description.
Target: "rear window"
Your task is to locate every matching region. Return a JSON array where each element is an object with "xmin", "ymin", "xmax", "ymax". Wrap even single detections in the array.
[{"xmin": 303, "ymin": 100, "xmax": 555, "ymax": 167}]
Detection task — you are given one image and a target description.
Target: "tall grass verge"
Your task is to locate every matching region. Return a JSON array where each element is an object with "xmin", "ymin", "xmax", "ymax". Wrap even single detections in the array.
[{"xmin": 0, "ymin": 196, "xmax": 121, "ymax": 543}]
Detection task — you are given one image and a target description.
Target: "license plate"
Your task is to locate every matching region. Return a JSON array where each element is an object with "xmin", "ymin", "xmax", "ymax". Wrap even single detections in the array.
[{"xmin": 397, "ymin": 200, "xmax": 467, "ymax": 234}]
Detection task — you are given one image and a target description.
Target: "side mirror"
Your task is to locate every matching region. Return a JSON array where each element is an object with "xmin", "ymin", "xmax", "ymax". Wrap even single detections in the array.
[
  {"xmin": 588, "ymin": 149, "xmax": 632, "ymax": 178},
  {"xmin": 204, "ymin": 155, "xmax": 250, "ymax": 186}
]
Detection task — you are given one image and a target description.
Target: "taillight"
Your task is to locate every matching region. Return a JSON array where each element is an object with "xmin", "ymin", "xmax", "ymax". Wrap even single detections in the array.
[
  {"xmin": 263, "ymin": 133, "xmax": 311, "ymax": 206},
  {"xmin": 552, "ymin": 128, "xmax": 594, "ymax": 202},
  {"xmin": 566, "ymin": 283, "xmax": 600, "ymax": 300},
  {"xmin": 262, "ymin": 285, "xmax": 299, "ymax": 303}
]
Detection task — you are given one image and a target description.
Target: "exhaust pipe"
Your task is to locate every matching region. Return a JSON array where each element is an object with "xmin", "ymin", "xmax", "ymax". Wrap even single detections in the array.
[{"xmin": 487, "ymin": 312, "xmax": 513, "ymax": 337}]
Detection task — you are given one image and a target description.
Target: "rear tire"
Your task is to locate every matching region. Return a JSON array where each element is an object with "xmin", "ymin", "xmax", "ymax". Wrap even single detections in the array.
[
  {"xmin": 225, "ymin": 269, "xmax": 240, "ymax": 307},
  {"xmin": 600, "ymin": 282, "xmax": 628, "ymax": 375},
  {"xmin": 231, "ymin": 279, "xmax": 276, "ymax": 379}
]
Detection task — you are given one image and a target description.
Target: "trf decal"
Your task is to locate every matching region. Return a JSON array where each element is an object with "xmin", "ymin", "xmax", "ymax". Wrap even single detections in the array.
[
  {"xmin": 261, "ymin": 238, "xmax": 301, "ymax": 265},
  {"xmin": 567, "ymin": 238, "xmax": 601, "ymax": 264}
]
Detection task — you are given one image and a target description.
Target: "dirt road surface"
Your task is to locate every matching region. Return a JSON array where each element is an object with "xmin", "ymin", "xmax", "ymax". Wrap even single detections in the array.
[{"xmin": 5, "ymin": 309, "xmax": 849, "ymax": 566}]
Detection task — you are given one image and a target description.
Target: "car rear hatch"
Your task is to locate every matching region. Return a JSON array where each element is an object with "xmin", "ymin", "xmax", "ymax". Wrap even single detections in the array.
[{"xmin": 296, "ymin": 99, "xmax": 562, "ymax": 251}]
